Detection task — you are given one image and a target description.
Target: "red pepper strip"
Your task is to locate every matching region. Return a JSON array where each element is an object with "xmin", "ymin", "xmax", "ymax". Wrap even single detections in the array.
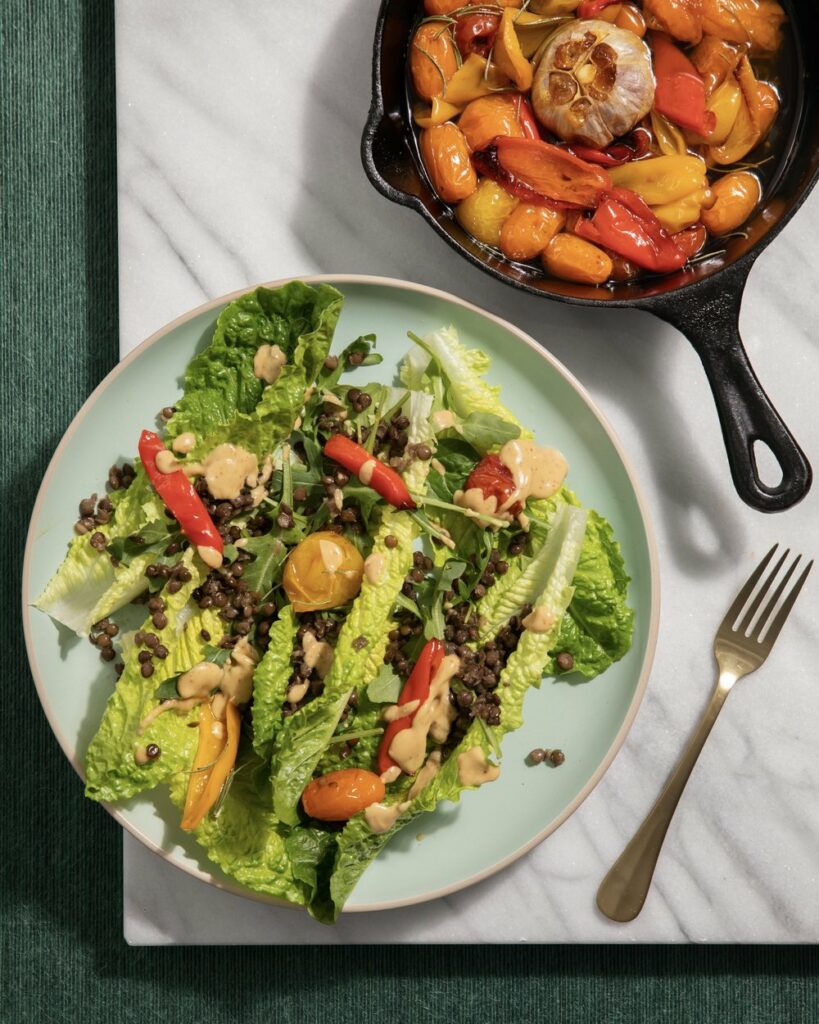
[
  {"xmin": 574, "ymin": 187, "xmax": 688, "ymax": 273},
  {"xmin": 377, "ymin": 638, "xmax": 445, "ymax": 775},
  {"xmin": 138, "ymin": 430, "xmax": 224, "ymax": 560},
  {"xmin": 472, "ymin": 146, "xmax": 586, "ymax": 211},
  {"xmin": 515, "ymin": 95, "xmax": 540, "ymax": 141},
  {"xmin": 577, "ymin": 0, "xmax": 620, "ymax": 16},
  {"xmin": 566, "ymin": 142, "xmax": 635, "ymax": 167},
  {"xmin": 324, "ymin": 434, "xmax": 416, "ymax": 511},
  {"xmin": 651, "ymin": 32, "xmax": 716, "ymax": 138}
]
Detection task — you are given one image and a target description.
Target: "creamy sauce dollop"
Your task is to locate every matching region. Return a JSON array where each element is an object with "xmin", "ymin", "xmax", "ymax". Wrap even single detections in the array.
[
  {"xmin": 387, "ymin": 655, "xmax": 459, "ymax": 775},
  {"xmin": 138, "ymin": 696, "xmax": 204, "ymax": 735},
  {"xmin": 302, "ymin": 630, "xmax": 334, "ymax": 679},
  {"xmin": 408, "ymin": 749, "xmax": 442, "ymax": 799},
  {"xmin": 457, "ymin": 746, "xmax": 501, "ymax": 787},
  {"xmin": 364, "ymin": 800, "xmax": 411, "ymax": 834},
  {"xmin": 177, "ymin": 660, "xmax": 223, "ymax": 699},
  {"xmin": 521, "ymin": 606, "xmax": 556, "ymax": 634},
  {"xmin": 498, "ymin": 440, "xmax": 568, "ymax": 509},
  {"xmin": 363, "ymin": 552, "xmax": 386, "ymax": 585},
  {"xmin": 382, "ymin": 699, "xmax": 420, "ymax": 724},
  {"xmin": 253, "ymin": 343, "xmax": 287, "ymax": 385},
  {"xmin": 219, "ymin": 637, "xmax": 259, "ymax": 704},
  {"xmin": 172, "ymin": 432, "xmax": 196, "ymax": 455},
  {"xmin": 359, "ymin": 459, "xmax": 377, "ymax": 486}
]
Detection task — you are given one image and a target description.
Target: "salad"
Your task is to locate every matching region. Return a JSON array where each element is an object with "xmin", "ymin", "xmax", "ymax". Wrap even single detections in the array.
[{"xmin": 35, "ymin": 281, "xmax": 633, "ymax": 922}]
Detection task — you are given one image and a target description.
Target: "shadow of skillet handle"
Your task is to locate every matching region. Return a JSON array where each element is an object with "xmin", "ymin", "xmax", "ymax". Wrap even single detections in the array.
[
  {"xmin": 597, "ymin": 680, "xmax": 732, "ymax": 922},
  {"xmin": 646, "ymin": 257, "xmax": 812, "ymax": 513}
]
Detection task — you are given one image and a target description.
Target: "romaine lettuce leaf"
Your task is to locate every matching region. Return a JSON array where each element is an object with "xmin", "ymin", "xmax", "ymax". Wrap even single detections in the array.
[
  {"xmin": 85, "ymin": 563, "xmax": 221, "ymax": 802},
  {"xmin": 271, "ymin": 511, "xmax": 416, "ymax": 824},
  {"xmin": 250, "ymin": 607, "xmax": 298, "ymax": 760},
  {"xmin": 167, "ymin": 748, "xmax": 312, "ymax": 908},
  {"xmin": 166, "ymin": 282, "xmax": 342, "ymax": 445}
]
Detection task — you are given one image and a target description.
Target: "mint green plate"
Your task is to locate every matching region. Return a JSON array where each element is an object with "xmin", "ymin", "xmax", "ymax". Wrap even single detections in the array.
[{"xmin": 23, "ymin": 275, "xmax": 659, "ymax": 913}]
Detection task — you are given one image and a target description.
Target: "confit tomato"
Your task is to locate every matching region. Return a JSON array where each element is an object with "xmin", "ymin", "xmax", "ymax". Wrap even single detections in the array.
[
  {"xmin": 302, "ymin": 769, "xmax": 385, "ymax": 821},
  {"xmin": 465, "ymin": 455, "xmax": 522, "ymax": 516},
  {"xmin": 283, "ymin": 531, "xmax": 364, "ymax": 613}
]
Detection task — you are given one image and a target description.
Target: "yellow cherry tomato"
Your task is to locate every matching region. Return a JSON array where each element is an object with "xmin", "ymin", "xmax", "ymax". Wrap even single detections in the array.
[
  {"xmin": 701, "ymin": 172, "xmax": 761, "ymax": 236},
  {"xmin": 420, "ymin": 123, "xmax": 478, "ymax": 203},
  {"xmin": 500, "ymin": 204, "xmax": 565, "ymax": 261},
  {"xmin": 410, "ymin": 22, "xmax": 459, "ymax": 101},
  {"xmin": 544, "ymin": 233, "xmax": 612, "ymax": 284},
  {"xmin": 455, "ymin": 178, "xmax": 519, "ymax": 247},
  {"xmin": 283, "ymin": 531, "xmax": 364, "ymax": 613}
]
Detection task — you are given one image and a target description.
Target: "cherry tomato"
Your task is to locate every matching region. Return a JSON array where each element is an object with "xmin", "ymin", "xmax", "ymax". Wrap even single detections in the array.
[
  {"xmin": 701, "ymin": 172, "xmax": 761, "ymax": 236},
  {"xmin": 466, "ymin": 455, "xmax": 521, "ymax": 515},
  {"xmin": 454, "ymin": 12, "xmax": 500, "ymax": 57},
  {"xmin": 283, "ymin": 531, "xmax": 364, "ymax": 613},
  {"xmin": 420, "ymin": 123, "xmax": 478, "ymax": 203},
  {"xmin": 302, "ymin": 769, "xmax": 385, "ymax": 821},
  {"xmin": 500, "ymin": 204, "xmax": 566, "ymax": 261},
  {"xmin": 544, "ymin": 233, "xmax": 613, "ymax": 285},
  {"xmin": 410, "ymin": 22, "xmax": 459, "ymax": 101},
  {"xmin": 458, "ymin": 94, "xmax": 524, "ymax": 153}
]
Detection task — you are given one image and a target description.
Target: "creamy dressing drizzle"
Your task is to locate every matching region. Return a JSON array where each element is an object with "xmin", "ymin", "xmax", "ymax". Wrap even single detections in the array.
[
  {"xmin": 379, "ymin": 765, "xmax": 402, "ymax": 785},
  {"xmin": 408, "ymin": 749, "xmax": 441, "ymax": 799},
  {"xmin": 210, "ymin": 692, "xmax": 228, "ymax": 723},
  {"xmin": 319, "ymin": 538, "xmax": 345, "ymax": 574},
  {"xmin": 177, "ymin": 661, "xmax": 222, "ymax": 699},
  {"xmin": 363, "ymin": 552, "xmax": 386, "ymax": 585},
  {"xmin": 200, "ymin": 444, "xmax": 258, "ymax": 500},
  {"xmin": 250, "ymin": 455, "xmax": 274, "ymax": 507},
  {"xmin": 359, "ymin": 459, "xmax": 377, "ymax": 486},
  {"xmin": 138, "ymin": 697, "xmax": 203, "ymax": 735},
  {"xmin": 286, "ymin": 680, "xmax": 310, "ymax": 705},
  {"xmin": 364, "ymin": 800, "xmax": 411, "ymax": 834},
  {"xmin": 432, "ymin": 410, "xmax": 457, "ymax": 431},
  {"xmin": 302, "ymin": 630, "xmax": 334, "ymax": 679},
  {"xmin": 498, "ymin": 440, "xmax": 568, "ymax": 510},
  {"xmin": 457, "ymin": 746, "xmax": 501, "ymax": 787},
  {"xmin": 522, "ymin": 606, "xmax": 556, "ymax": 634},
  {"xmin": 134, "ymin": 745, "xmax": 150, "ymax": 765},
  {"xmin": 219, "ymin": 637, "xmax": 259, "ymax": 704},
  {"xmin": 382, "ymin": 698, "xmax": 420, "ymax": 724},
  {"xmin": 387, "ymin": 654, "xmax": 459, "ymax": 775},
  {"xmin": 197, "ymin": 545, "xmax": 223, "ymax": 569},
  {"xmin": 172, "ymin": 432, "xmax": 196, "ymax": 454},
  {"xmin": 453, "ymin": 487, "xmax": 510, "ymax": 528},
  {"xmin": 430, "ymin": 458, "xmax": 446, "ymax": 477},
  {"xmin": 155, "ymin": 450, "xmax": 180, "ymax": 474},
  {"xmin": 253, "ymin": 343, "xmax": 287, "ymax": 385}
]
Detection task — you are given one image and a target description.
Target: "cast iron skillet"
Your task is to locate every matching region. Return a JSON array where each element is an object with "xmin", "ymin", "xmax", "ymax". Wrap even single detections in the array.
[{"xmin": 362, "ymin": 0, "xmax": 818, "ymax": 512}]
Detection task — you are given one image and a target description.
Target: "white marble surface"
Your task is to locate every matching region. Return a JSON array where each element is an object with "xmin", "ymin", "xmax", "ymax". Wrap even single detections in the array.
[{"xmin": 116, "ymin": 0, "xmax": 819, "ymax": 944}]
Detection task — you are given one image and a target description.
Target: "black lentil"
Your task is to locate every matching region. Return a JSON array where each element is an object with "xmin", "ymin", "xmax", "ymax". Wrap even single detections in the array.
[{"xmin": 556, "ymin": 651, "xmax": 574, "ymax": 672}]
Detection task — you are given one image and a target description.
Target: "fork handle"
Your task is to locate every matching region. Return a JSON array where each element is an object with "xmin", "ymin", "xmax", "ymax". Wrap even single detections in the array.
[{"xmin": 596, "ymin": 678, "xmax": 733, "ymax": 922}]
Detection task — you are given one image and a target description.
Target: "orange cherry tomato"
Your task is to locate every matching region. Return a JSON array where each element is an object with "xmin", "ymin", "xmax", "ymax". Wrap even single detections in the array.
[
  {"xmin": 598, "ymin": 3, "xmax": 647, "ymax": 35},
  {"xmin": 500, "ymin": 204, "xmax": 566, "ymax": 261},
  {"xmin": 457, "ymin": 94, "xmax": 524, "ymax": 153},
  {"xmin": 701, "ymin": 172, "xmax": 761, "ymax": 236},
  {"xmin": 302, "ymin": 769, "xmax": 386, "ymax": 821},
  {"xmin": 756, "ymin": 81, "xmax": 780, "ymax": 138},
  {"xmin": 283, "ymin": 531, "xmax": 364, "ymax": 613},
  {"xmin": 410, "ymin": 22, "xmax": 459, "ymax": 101},
  {"xmin": 544, "ymin": 233, "xmax": 613, "ymax": 284},
  {"xmin": 420, "ymin": 123, "xmax": 478, "ymax": 203}
]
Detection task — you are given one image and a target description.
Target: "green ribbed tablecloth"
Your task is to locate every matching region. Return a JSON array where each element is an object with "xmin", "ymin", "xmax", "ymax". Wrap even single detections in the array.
[{"xmin": 2, "ymin": 2, "xmax": 818, "ymax": 1019}]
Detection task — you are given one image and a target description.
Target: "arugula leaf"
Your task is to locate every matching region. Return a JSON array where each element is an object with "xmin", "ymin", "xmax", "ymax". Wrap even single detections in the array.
[
  {"xmin": 318, "ymin": 334, "xmax": 380, "ymax": 390},
  {"xmin": 240, "ymin": 534, "xmax": 287, "ymax": 597},
  {"xmin": 107, "ymin": 520, "xmax": 179, "ymax": 567},
  {"xmin": 366, "ymin": 664, "xmax": 403, "ymax": 704}
]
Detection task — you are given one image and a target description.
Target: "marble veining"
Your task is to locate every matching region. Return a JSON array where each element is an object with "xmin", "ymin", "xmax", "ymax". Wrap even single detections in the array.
[{"xmin": 116, "ymin": 0, "xmax": 819, "ymax": 944}]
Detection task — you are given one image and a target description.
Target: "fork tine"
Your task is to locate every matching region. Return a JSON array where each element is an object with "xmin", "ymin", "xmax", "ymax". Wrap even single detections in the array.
[
  {"xmin": 751, "ymin": 553, "xmax": 800, "ymax": 638},
  {"xmin": 737, "ymin": 547, "xmax": 789, "ymax": 635},
  {"xmin": 758, "ymin": 560, "xmax": 813, "ymax": 649},
  {"xmin": 720, "ymin": 544, "xmax": 778, "ymax": 631}
]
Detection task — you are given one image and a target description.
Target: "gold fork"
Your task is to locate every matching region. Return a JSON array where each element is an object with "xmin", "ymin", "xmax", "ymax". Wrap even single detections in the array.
[{"xmin": 597, "ymin": 544, "xmax": 813, "ymax": 923}]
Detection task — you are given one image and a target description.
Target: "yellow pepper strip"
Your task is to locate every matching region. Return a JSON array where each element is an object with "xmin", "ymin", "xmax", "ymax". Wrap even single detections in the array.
[
  {"xmin": 413, "ymin": 97, "xmax": 463, "ymax": 128},
  {"xmin": 651, "ymin": 188, "xmax": 715, "ymax": 234},
  {"xmin": 609, "ymin": 155, "xmax": 708, "ymax": 206},
  {"xmin": 688, "ymin": 79, "xmax": 742, "ymax": 146},
  {"xmin": 650, "ymin": 111, "xmax": 688, "ymax": 157},
  {"xmin": 181, "ymin": 700, "xmax": 241, "ymax": 831},
  {"xmin": 707, "ymin": 57, "xmax": 762, "ymax": 165},
  {"xmin": 513, "ymin": 11, "xmax": 571, "ymax": 58},
  {"xmin": 494, "ymin": 9, "xmax": 534, "ymax": 92},
  {"xmin": 442, "ymin": 53, "xmax": 500, "ymax": 106}
]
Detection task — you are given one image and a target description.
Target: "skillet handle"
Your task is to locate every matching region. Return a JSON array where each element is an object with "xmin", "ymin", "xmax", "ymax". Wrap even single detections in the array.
[{"xmin": 650, "ymin": 267, "xmax": 811, "ymax": 513}]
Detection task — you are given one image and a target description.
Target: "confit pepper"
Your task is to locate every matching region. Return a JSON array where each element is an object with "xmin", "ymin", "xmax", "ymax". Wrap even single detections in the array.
[
  {"xmin": 324, "ymin": 435, "xmax": 416, "ymax": 511},
  {"xmin": 651, "ymin": 32, "xmax": 716, "ymax": 138},
  {"xmin": 181, "ymin": 700, "xmax": 240, "ymax": 831},
  {"xmin": 377, "ymin": 638, "xmax": 445, "ymax": 776},
  {"xmin": 138, "ymin": 429, "xmax": 223, "ymax": 566}
]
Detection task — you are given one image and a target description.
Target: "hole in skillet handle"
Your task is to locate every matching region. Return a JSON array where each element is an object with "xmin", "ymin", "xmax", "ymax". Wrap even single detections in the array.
[{"xmin": 645, "ymin": 257, "xmax": 812, "ymax": 513}]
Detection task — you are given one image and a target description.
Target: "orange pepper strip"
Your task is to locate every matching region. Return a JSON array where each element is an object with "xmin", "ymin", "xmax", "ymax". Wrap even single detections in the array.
[
  {"xmin": 181, "ymin": 701, "xmax": 241, "ymax": 831},
  {"xmin": 495, "ymin": 137, "xmax": 612, "ymax": 208}
]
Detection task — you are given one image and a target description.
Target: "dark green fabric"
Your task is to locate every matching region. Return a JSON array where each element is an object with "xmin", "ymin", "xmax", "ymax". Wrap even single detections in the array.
[{"xmin": 2, "ymin": 1, "xmax": 819, "ymax": 1019}]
